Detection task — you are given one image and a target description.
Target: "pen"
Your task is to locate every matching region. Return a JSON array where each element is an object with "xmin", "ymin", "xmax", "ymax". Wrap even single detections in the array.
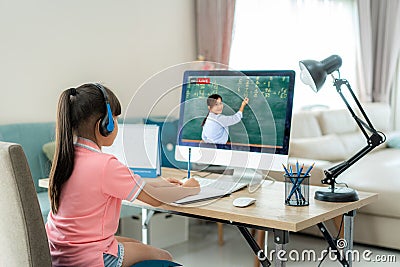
[{"xmin": 187, "ymin": 148, "xmax": 191, "ymax": 179}]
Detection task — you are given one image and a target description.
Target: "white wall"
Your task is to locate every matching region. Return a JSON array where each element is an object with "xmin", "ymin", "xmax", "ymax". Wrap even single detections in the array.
[{"xmin": 0, "ymin": 0, "xmax": 196, "ymax": 124}]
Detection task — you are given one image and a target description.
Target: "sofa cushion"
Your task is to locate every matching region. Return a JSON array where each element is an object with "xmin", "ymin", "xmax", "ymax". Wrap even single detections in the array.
[
  {"xmin": 337, "ymin": 149, "xmax": 400, "ymax": 219},
  {"xmin": 289, "ymin": 134, "xmax": 347, "ymax": 161},
  {"xmin": 37, "ymin": 191, "xmax": 50, "ymax": 223},
  {"xmin": 290, "ymin": 111, "xmax": 322, "ymax": 138},
  {"xmin": 360, "ymin": 103, "xmax": 391, "ymax": 132},
  {"xmin": 339, "ymin": 132, "xmax": 366, "ymax": 157},
  {"xmin": 317, "ymin": 109, "xmax": 358, "ymax": 135}
]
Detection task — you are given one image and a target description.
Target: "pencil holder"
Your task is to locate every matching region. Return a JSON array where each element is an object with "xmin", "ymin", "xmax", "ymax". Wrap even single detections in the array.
[{"xmin": 284, "ymin": 173, "xmax": 310, "ymax": 206}]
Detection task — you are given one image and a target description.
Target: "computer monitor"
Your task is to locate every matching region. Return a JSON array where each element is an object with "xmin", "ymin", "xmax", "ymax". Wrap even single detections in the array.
[{"xmin": 175, "ymin": 70, "xmax": 295, "ymax": 175}]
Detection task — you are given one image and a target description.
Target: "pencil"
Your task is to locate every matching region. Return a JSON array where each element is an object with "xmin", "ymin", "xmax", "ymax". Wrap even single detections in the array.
[
  {"xmin": 187, "ymin": 148, "xmax": 191, "ymax": 178},
  {"xmin": 297, "ymin": 163, "xmax": 304, "ymax": 177},
  {"xmin": 282, "ymin": 163, "xmax": 290, "ymax": 176},
  {"xmin": 304, "ymin": 162, "xmax": 315, "ymax": 177}
]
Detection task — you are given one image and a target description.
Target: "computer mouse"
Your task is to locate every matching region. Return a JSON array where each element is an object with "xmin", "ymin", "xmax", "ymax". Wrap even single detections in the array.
[{"xmin": 232, "ymin": 197, "xmax": 256, "ymax": 208}]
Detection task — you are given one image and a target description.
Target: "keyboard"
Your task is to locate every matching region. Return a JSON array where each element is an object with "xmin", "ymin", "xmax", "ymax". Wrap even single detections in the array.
[
  {"xmin": 194, "ymin": 177, "xmax": 249, "ymax": 193},
  {"xmin": 174, "ymin": 177, "xmax": 249, "ymax": 205}
]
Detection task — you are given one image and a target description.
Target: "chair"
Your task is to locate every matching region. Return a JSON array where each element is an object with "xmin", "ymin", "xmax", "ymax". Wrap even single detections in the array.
[
  {"xmin": 0, "ymin": 141, "xmax": 52, "ymax": 266},
  {"xmin": 0, "ymin": 141, "xmax": 181, "ymax": 267}
]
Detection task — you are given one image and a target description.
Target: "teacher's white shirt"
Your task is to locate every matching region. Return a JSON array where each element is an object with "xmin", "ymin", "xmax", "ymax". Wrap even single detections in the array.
[{"xmin": 201, "ymin": 111, "xmax": 243, "ymax": 144}]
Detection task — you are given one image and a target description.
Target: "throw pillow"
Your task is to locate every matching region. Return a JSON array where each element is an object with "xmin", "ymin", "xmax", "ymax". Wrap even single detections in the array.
[
  {"xmin": 42, "ymin": 141, "xmax": 56, "ymax": 162},
  {"xmin": 387, "ymin": 133, "xmax": 400, "ymax": 149}
]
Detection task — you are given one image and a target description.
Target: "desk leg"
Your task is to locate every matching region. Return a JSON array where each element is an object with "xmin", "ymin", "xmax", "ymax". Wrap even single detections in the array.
[
  {"xmin": 255, "ymin": 229, "xmax": 268, "ymax": 267},
  {"xmin": 141, "ymin": 208, "xmax": 155, "ymax": 245},
  {"xmin": 273, "ymin": 230, "xmax": 288, "ymax": 267},
  {"xmin": 254, "ymin": 230, "xmax": 267, "ymax": 267},
  {"xmin": 344, "ymin": 210, "xmax": 355, "ymax": 267},
  {"xmin": 317, "ymin": 222, "xmax": 349, "ymax": 267},
  {"xmin": 238, "ymin": 226, "xmax": 271, "ymax": 267}
]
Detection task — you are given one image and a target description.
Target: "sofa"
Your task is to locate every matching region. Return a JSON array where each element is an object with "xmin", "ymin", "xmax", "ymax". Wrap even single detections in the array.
[
  {"xmin": 0, "ymin": 122, "xmax": 55, "ymax": 222},
  {"xmin": 287, "ymin": 102, "xmax": 400, "ymax": 250}
]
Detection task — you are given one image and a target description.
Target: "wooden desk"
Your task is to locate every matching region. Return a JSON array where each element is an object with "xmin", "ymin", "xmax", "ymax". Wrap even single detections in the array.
[{"xmin": 40, "ymin": 167, "xmax": 378, "ymax": 267}]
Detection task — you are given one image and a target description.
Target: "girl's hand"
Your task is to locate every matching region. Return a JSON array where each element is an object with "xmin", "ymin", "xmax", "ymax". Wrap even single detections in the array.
[
  {"xmin": 182, "ymin": 178, "xmax": 200, "ymax": 188},
  {"xmin": 166, "ymin": 177, "xmax": 183, "ymax": 186}
]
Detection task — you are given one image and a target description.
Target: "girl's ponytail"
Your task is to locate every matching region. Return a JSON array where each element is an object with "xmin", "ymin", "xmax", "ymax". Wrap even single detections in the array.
[{"xmin": 49, "ymin": 89, "xmax": 75, "ymax": 214}]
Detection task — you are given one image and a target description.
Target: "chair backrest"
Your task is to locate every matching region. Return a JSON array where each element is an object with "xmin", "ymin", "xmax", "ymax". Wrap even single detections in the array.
[{"xmin": 0, "ymin": 141, "xmax": 51, "ymax": 266}]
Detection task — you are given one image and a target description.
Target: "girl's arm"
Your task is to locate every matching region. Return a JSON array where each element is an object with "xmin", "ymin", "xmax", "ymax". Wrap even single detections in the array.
[
  {"xmin": 137, "ymin": 178, "xmax": 200, "ymax": 206},
  {"xmin": 145, "ymin": 178, "xmax": 183, "ymax": 187}
]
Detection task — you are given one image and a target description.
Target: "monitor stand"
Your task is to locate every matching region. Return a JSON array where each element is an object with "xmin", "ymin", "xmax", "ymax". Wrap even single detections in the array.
[
  {"xmin": 191, "ymin": 163, "xmax": 234, "ymax": 175},
  {"xmin": 232, "ymin": 167, "xmax": 263, "ymax": 184}
]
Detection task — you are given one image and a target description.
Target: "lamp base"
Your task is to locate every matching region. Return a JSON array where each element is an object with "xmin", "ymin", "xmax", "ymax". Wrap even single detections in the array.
[{"xmin": 314, "ymin": 187, "xmax": 359, "ymax": 202}]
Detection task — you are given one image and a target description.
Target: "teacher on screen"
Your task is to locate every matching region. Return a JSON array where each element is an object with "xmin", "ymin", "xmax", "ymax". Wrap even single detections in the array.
[{"xmin": 201, "ymin": 94, "xmax": 249, "ymax": 144}]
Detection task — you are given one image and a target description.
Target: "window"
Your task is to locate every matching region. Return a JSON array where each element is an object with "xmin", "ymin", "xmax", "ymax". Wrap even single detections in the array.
[{"xmin": 230, "ymin": 0, "xmax": 358, "ymax": 110}]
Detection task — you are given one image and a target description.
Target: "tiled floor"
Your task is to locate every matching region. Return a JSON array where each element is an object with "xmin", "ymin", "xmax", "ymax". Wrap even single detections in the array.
[{"xmin": 166, "ymin": 219, "xmax": 399, "ymax": 267}]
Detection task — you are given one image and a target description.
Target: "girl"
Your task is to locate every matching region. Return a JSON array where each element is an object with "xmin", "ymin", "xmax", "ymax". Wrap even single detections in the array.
[
  {"xmin": 201, "ymin": 94, "xmax": 249, "ymax": 144},
  {"xmin": 46, "ymin": 83, "xmax": 200, "ymax": 267}
]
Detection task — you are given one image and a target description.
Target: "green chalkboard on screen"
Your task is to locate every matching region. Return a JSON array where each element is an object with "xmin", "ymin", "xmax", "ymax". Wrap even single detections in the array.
[{"xmin": 180, "ymin": 71, "xmax": 294, "ymax": 150}]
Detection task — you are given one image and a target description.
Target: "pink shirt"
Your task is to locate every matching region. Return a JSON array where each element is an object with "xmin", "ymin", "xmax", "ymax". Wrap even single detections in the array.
[{"xmin": 45, "ymin": 137, "xmax": 145, "ymax": 267}]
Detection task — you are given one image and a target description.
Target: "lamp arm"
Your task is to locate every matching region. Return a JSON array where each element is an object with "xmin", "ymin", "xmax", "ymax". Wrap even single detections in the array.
[
  {"xmin": 323, "ymin": 142, "xmax": 376, "ymax": 186},
  {"xmin": 333, "ymin": 78, "xmax": 377, "ymax": 139},
  {"xmin": 321, "ymin": 78, "xmax": 385, "ymax": 188}
]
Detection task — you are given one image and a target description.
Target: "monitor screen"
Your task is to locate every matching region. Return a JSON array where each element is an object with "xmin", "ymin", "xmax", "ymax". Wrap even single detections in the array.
[{"xmin": 175, "ymin": 70, "xmax": 295, "ymax": 172}]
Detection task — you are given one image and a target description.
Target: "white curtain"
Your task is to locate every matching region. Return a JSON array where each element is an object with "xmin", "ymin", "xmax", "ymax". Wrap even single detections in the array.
[
  {"xmin": 394, "ymin": 58, "xmax": 400, "ymax": 130},
  {"xmin": 356, "ymin": 0, "xmax": 400, "ymax": 103}
]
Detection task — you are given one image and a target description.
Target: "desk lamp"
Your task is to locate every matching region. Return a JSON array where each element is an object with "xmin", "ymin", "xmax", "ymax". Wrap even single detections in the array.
[{"xmin": 299, "ymin": 55, "xmax": 385, "ymax": 202}]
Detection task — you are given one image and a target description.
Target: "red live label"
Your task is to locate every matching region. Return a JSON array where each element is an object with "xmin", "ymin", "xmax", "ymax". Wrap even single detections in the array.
[{"xmin": 197, "ymin": 78, "xmax": 210, "ymax": 84}]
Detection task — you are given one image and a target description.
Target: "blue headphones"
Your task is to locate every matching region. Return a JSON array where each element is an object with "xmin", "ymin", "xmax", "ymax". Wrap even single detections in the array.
[{"xmin": 93, "ymin": 83, "xmax": 115, "ymax": 136}]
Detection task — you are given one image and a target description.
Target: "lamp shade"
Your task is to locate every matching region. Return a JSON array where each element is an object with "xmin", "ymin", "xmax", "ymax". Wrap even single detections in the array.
[{"xmin": 299, "ymin": 55, "xmax": 342, "ymax": 92}]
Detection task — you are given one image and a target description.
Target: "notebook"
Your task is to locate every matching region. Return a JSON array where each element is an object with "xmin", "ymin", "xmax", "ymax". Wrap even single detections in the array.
[
  {"xmin": 174, "ymin": 177, "xmax": 249, "ymax": 205},
  {"xmin": 102, "ymin": 124, "xmax": 161, "ymax": 178}
]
